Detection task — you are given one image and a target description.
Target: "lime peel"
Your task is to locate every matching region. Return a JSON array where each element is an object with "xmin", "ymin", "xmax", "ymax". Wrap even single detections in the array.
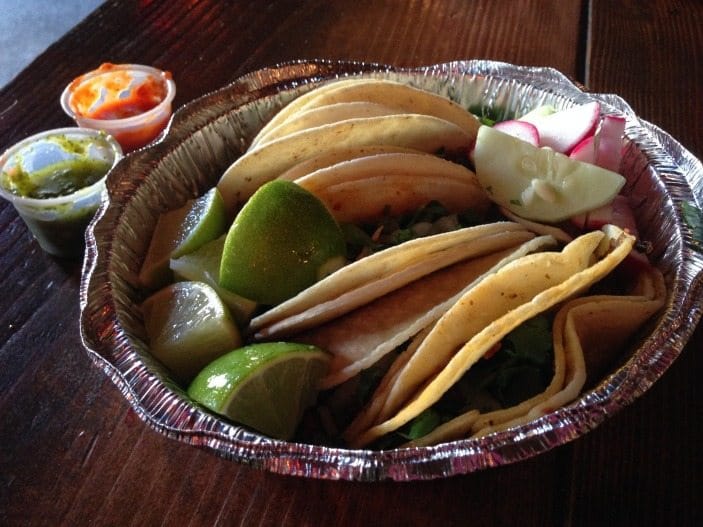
[
  {"xmin": 139, "ymin": 187, "xmax": 228, "ymax": 289},
  {"xmin": 220, "ymin": 180, "xmax": 346, "ymax": 305},
  {"xmin": 188, "ymin": 342, "xmax": 330, "ymax": 440},
  {"xmin": 169, "ymin": 235, "xmax": 257, "ymax": 326}
]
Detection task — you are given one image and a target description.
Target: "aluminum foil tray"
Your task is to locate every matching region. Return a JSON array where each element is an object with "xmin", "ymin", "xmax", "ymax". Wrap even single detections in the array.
[{"xmin": 79, "ymin": 60, "xmax": 703, "ymax": 481}]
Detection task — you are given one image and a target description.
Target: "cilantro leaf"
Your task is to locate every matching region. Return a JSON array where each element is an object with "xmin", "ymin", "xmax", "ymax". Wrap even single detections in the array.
[
  {"xmin": 397, "ymin": 409, "xmax": 442, "ymax": 440},
  {"xmin": 502, "ymin": 315, "xmax": 553, "ymax": 367}
]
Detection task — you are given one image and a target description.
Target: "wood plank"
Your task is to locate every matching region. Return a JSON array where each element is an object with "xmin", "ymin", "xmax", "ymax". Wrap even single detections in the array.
[
  {"xmin": 567, "ymin": 1, "xmax": 703, "ymax": 524},
  {"xmin": 585, "ymin": 0, "xmax": 703, "ymax": 157},
  {"xmin": 240, "ymin": 0, "xmax": 583, "ymax": 75}
]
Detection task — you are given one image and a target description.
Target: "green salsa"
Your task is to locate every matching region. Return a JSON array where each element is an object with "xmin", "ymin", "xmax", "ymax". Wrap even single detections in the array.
[
  {"xmin": 0, "ymin": 133, "xmax": 111, "ymax": 199},
  {"xmin": 20, "ymin": 203, "xmax": 98, "ymax": 258},
  {"xmin": 1, "ymin": 158, "xmax": 110, "ymax": 199},
  {"xmin": 0, "ymin": 131, "xmax": 119, "ymax": 258}
]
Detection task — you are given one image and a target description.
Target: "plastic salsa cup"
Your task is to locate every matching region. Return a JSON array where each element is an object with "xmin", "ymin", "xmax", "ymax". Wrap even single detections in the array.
[
  {"xmin": 60, "ymin": 63, "xmax": 176, "ymax": 153},
  {"xmin": 0, "ymin": 127, "xmax": 123, "ymax": 258}
]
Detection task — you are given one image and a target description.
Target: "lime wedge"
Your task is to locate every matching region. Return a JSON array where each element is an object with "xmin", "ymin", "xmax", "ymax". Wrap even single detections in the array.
[
  {"xmin": 170, "ymin": 235, "xmax": 257, "ymax": 326},
  {"xmin": 220, "ymin": 180, "xmax": 346, "ymax": 305},
  {"xmin": 188, "ymin": 342, "xmax": 330, "ymax": 440},
  {"xmin": 139, "ymin": 187, "xmax": 228, "ymax": 289},
  {"xmin": 473, "ymin": 125, "xmax": 625, "ymax": 222},
  {"xmin": 142, "ymin": 281, "xmax": 241, "ymax": 383}
]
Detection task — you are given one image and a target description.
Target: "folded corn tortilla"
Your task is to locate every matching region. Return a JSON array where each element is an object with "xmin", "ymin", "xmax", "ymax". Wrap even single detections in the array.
[
  {"xmin": 251, "ymin": 78, "xmax": 480, "ymax": 148},
  {"xmin": 218, "ymin": 114, "xmax": 475, "ymax": 210},
  {"xmin": 253, "ymin": 102, "xmax": 404, "ymax": 146},
  {"xmin": 251, "ymin": 222, "xmax": 532, "ymax": 339},
  {"xmin": 347, "ymin": 226, "xmax": 637, "ymax": 447},
  {"xmin": 276, "ymin": 145, "xmax": 427, "ymax": 182}
]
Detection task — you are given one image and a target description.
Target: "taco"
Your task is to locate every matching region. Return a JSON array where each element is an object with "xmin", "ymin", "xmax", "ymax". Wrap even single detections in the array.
[
  {"xmin": 253, "ymin": 102, "xmax": 404, "ymax": 146},
  {"xmin": 404, "ymin": 262, "xmax": 666, "ymax": 447},
  {"xmin": 251, "ymin": 78, "xmax": 480, "ymax": 148},
  {"xmin": 218, "ymin": 113, "xmax": 474, "ymax": 211},
  {"xmin": 251, "ymin": 78, "xmax": 375, "ymax": 145},
  {"xmin": 251, "ymin": 222, "xmax": 534, "ymax": 339},
  {"xmin": 345, "ymin": 225, "xmax": 640, "ymax": 447},
  {"xmin": 291, "ymin": 152, "xmax": 489, "ymax": 223},
  {"xmin": 296, "ymin": 235, "xmax": 558, "ymax": 389}
]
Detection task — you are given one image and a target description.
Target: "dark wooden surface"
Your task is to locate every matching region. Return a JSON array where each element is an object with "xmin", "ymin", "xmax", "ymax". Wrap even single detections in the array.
[{"xmin": 1, "ymin": 1, "xmax": 701, "ymax": 525}]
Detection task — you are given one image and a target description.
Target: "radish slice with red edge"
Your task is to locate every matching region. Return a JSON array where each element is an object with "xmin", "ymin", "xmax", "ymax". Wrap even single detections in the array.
[
  {"xmin": 570, "ymin": 194, "xmax": 638, "ymax": 237},
  {"xmin": 493, "ymin": 120, "xmax": 540, "ymax": 146},
  {"xmin": 569, "ymin": 135, "xmax": 596, "ymax": 164},
  {"xmin": 520, "ymin": 101, "xmax": 601, "ymax": 154},
  {"xmin": 595, "ymin": 115, "xmax": 626, "ymax": 172}
]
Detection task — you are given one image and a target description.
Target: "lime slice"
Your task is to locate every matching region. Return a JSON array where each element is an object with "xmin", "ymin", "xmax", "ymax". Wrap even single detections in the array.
[
  {"xmin": 187, "ymin": 342, "xmax": 330, "ymax": 440},
  {"xmin": 139, "ymin": 187, "xmax": 228, "ymax": 289},
  {"xmin": 170, "ymin": 235, "xmax": 257, "ymax": 326},
  {"xmin": 220, "ymin": 180, "xmax": 346, "ymax": 305},
  {"xmin": 142, "ymin": 281, "xmax": 241, "ymax": 383},
  {"xmin": 473, "ymin": 125, "xmax": 625, "ymax": 222}
]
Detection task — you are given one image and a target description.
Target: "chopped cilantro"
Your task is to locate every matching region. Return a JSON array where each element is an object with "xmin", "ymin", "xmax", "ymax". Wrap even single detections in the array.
[
  {"xmin": 491, "ymin": 365, "xmax": 546, "ymax": 408},
  {"xmin": 510, "ymin": 198, "xmax": 523, "ymax": 206},
  {"xmin": 428, "ymin": 314, "xmax": 555, "ymax": 420},
  {"xmin": 502, "ymin": 315, "xmax": 553, "ymax": 367},
  {"xmin": 391, "ymin": 228, "xmax": 415, "ymax": 245},
  {"xmin": 397, "ymin": 409, "xmax": 442, "ymax": 440},
  {"xmin": 341, "ymin": 222, "xmax": 377, "ymax": 258},
  {"xmin": 378, "ymin": 314, "xmax": 556, "ymax": 448},
  {"xmin": 346, "ymin": 201, "xmax": 487, "ymax": 257},
  {"xmin": 468, "ymin": 104, "xmax": 514, "ymax": 126}
]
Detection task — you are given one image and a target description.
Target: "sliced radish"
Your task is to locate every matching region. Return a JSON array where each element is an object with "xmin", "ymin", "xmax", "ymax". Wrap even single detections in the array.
[
  {"xmin": 473, "ymin": 125, "xmax": 625, "ymax": 222},
  {"xmin": 569, "ymin": 135, "xmax": 596, "ymax": 164},
  {"xmin": 570, "ymin": 194, "xmax": 638, "ymax": 236},
  {"xmin": 619, "ymin": 246, "xmax": 653, "ymax": 278},
  {"xmin": 493, "ymin": 120, "xmax": 540, "ymax": 146},
  {"xmin": 521, "ymin": 101, "xmax": 601, "ymax": 154},
  {"xmin": 595, "ymin": 115, "xmax": 626, "ymax": 172}
]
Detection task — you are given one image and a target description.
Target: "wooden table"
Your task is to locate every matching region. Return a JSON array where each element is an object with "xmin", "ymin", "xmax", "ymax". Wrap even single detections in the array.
[{"xmin": 1, "ymin": 1, "xmax": 701, "ymax": 525}]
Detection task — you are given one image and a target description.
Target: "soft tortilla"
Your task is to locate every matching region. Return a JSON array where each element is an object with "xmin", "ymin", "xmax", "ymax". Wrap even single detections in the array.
[
  {"xmin": 470, "ymin": 264, "xmax": 666, "ymax": 438},
  {"xmin": 218, "ymin": 114, "xmax": 474, "ymax": 210},
  {"xmin": 290, "ymin": 152, "xmax": 488, "ymax": 223},
  {"xmin": 313, "ymin": 175, "xmax": 488, "ymax": 224},
  {"xmin": 252, "ymin": 78, "xmax": 481, "ymax": 147},
  {"xmin": 251, "ymin": 78, "xmax": 374, "ymax": 146},
  {"xmin": 277, "ymin": 145, "xmax": 428, "ymax": 182},
  {"xmin": 341, "ymin": 235, "xmax": 558, "ymax": 439},
  {"xmin": 297, "ymin": 239, "xmax": 536, "ymax": 389},
  {"xmin": 251, "ymin": 222, "xmax": 532, "ymax": 338},
  {"xmin": 294, "ymin": 152, "xmax": 480, "ymax": 192},
  {"xmin": 253, "ymin": 102, "xmax": 404, "ymax": 147},
  {"xmin": 347, "ymin": 226, "xmax": 636, "ymax": 447}
]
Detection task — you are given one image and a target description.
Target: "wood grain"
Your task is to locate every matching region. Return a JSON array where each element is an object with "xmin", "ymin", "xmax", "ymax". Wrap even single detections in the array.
[{"xmin": 0, "ymin": 1, "xmax": 701, "ymax": 525}]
